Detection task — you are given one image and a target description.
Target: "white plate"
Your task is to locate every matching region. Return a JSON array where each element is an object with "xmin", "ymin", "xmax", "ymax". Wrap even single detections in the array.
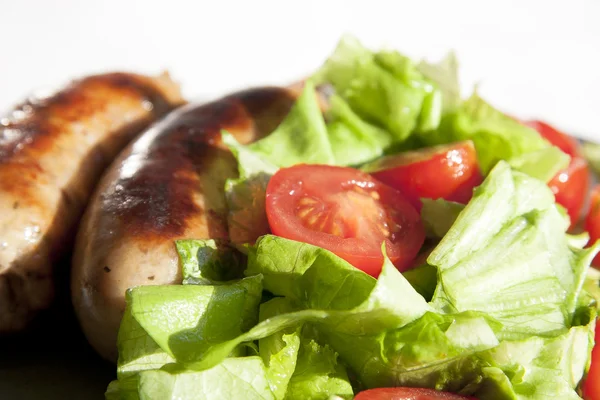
[{"xmin": 0, "ymin": 0, "xmax": 599, "ymax": 140}]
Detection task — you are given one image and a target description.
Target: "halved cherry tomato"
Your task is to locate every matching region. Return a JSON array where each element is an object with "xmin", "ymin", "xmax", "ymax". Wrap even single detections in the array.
[
  {"xmin": 364, "ymin": 141, "xmax": 483, "ymax": 210},
  {"xmin": 265, "ymin": 164, "xmax": 425, "ymax": 276},
  {"xmin": 582, "ymin": 321, "xmax": 600, "ymax": 399},
  {"xmin": 354, "ymin": 387, "xmax": 475, "ymax": 400},
  {"xmin": 585, "ymin": 186, "xmax": 600, "ymax": 267},
  {"xmin": 525, "ymin": 120, "xmax": 590, "ymax": 224},
  {"xmin": 524, "ymin": 120, "xmax": 580, "ymax": 158},
  {"xmin": 551, "ymin": 158, "xmax": 591, "ymax": 225}
]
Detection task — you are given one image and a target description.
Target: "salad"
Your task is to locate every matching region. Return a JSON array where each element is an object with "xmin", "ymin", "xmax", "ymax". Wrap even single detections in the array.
[{"xmin": 105, "ymin": 36, "xmax": 600, "ymax": 399}]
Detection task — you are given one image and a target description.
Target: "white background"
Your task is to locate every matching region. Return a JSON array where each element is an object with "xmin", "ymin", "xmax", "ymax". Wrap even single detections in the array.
[{"xmin": 1, "ymin": 0, "xmax": 599, "ymax": 140}]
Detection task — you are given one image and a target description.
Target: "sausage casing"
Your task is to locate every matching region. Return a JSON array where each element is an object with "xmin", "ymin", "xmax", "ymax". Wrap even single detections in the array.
[
  {"xmin": 71, "ymin": 87, "xmax": 298, "ymax": 361},
  {"xmin": 0, "ymin": 72, "xmax": 184, "ymax": 332}
]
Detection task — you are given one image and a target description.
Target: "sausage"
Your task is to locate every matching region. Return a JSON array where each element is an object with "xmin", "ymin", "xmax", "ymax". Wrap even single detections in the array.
[
  {"xmin": 71, "ymin": 87, "xmax": 299, "ymax": 362},
  {"xmin": 0, "ymin": 72, "xmax": 184, "ymax": 332}
]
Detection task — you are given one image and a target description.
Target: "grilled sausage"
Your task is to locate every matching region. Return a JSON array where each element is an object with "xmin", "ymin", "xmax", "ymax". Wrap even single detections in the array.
[
  {"xmin": 71, "ymin": 87, "xmax": 299, "ymax": 362},
  {"xmin": 0, "ymin": 72, "xmax": 184, "ymax": 332}
]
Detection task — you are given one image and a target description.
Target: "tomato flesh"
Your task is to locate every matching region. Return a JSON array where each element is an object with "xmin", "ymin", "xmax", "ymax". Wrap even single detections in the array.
[
  {"xmin": 366, "ymin": 141, "xmax": 483, "ymax": 209},
  {"xmin": 582, "ymin": 321, "xmax": 600, "ymax": 399},
  {"xmin": 354, "ymin": 387, "xmax": 475, "ymax": 400},
  {"xmin": 265, "ymin": 164, "xmax": 425, "ymax": 276},
  {"xmin": 525, "ymin": 120, "xmax": 590, "ymax": 224}
]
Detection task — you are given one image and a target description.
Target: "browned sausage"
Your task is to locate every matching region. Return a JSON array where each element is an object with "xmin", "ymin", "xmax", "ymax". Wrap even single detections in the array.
[
  {"xmin": 0, "ymin": 72, "xmax": 184, "ymax": 332},
  {"xmin": 71, "ymin": 87, "xmax": 299, "ymax": 362}
]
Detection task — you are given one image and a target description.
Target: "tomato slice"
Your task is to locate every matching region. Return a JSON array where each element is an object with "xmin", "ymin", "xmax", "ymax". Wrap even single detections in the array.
[
  {"xmin": 524, "ymin": 120, "xmax": 581, "ymax": 158},
  {"xmin": 265, "ymin": 164, "xmax": 425, "ymax": 276},
  {"xmin": 550, "ymin": 157, "xmax": 590, "ymax": 225},
  {"xmin": 354, "ymin": 387, "xmax": 475, "ymax": 400},
  {"xmin": 585, "ymin": 186, "xmax": 600, "ymax": 268},
  {"xmin": 365, "ymin": 141, "xmax": 483, "ymax": 209},
  {"xmin": 582, "ymin": 321, "xmax": 600, "ymax": 399},
  {"xmin": 525, "ymin": 120, "xmax": 590, "ymax": 224}
]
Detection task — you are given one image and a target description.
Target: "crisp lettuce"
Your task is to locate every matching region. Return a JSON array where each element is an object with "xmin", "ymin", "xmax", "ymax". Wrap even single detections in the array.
[
  {"xmin": 312, "ymin": 35, "xmax": 441, "ymax": 140},
  {"xmin": 417, "ymin": 52, "xmax": 461, "ymax": 114},
  {"xmin": 247, "ymin": 81, "xmax": 335, "ymax": 167},
  {"xmin": 258, "ymin": 298, "xmax": 354, "ymax": 400},
  {"xmin": 429, "ymin": 162, "xmax": 598, "ymax": 340},
  {"xmin": 420, "ymin": 198, "xmax": 465, "ymax": 238},
  {"xmin": 108, "ymin": 37, "xmax": 597, "ymax": 400},
  {"xmin": 175, "ymin": 239, "xmax": 244, "ymax": 284},
  {"xmin": 325, "ymin": 94, "xmax": 393, "ymax": 166},
  {"xmin": 221, "ymin": 131, "xmax": 277, "ymax": 245},
  {"xmin": 138, "ymin": 358, "xmax": 275, "ymax": 400}
]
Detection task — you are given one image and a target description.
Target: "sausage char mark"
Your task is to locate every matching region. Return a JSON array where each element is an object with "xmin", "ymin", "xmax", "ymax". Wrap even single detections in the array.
[
  {"xmin": 103, "ymin": 87, "xmax": 296, "ymax": 240},
  {"xmin": 0, "ymin": 73, "xmax": 178, "ymax": 205}
]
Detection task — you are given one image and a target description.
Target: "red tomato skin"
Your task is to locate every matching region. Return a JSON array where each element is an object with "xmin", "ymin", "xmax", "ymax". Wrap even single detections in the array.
[
  {"xmin": 582, "ymin": 321, "xmax": 600, "ymax": 399},
  {"xmin": 265, "ymin": 164, "xmax": 425, "ymax": 276},
  {"xmin": 524, "ymin": 120, "xmax": 580, "ymax": 158},
  {"xmin": 354, "ymin": 387, "xmax": 475, "ymax": 400},
  {"xmin": 549, "ymin": 157, "xmax": 590, "ymax": 224},
  {"xmin": 525, "ymin": 120, "xmax": 590, "ymax": 224},
  {"xmin": 585, "ymin": 186, "xmax": 600, "ymax": 268},
  {"xmin": 369, "ymin": 141, "xmax": 483, "ymax": 209}
]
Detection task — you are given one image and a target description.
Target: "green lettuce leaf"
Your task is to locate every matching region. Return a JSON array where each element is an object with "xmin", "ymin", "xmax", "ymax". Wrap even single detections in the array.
[
  {"xmin": 420, "ymin": 198, "xmax": 465, "ymax": 238},
  {"xmin": 325, "ymin": 94, "xmax": 392, "ymax": 166},
  {"xmin": 429, "ymin": 162, "xmax": 590, "ymax": 338},
  {"xmin": 222, "ymin": 132, "xmax": 277, "ymax": 245},
  {"xmin": 117, "ymin": 305, "xmax": 175, "ymax": 379},
  {"xmin": 313, "ymin": 35, "xmax": 441, "ymax": 140},
  {"xmin": 124, "ymin": 275, "xmax": 262, "ymax": 364},
  {"xmin": 177, "ymin": 247, "xmax": 428, "ymax": 372},
  {"xmin": 285, "ymin": 330, "xmax": 354, "ymax": 400},
  {"xmin": 422, "ymin": 94, "xmax": 569, "ymax": 181},
  {"xmin": 402, "ymin": 263, "xmax": 438, "ymax": 301},
  {"xmin": 258, "ymin": 298, "xmax": 353, "ymax": 400},
  {"xmin": 138, "ymin": 357, "xmax": 275, "ymax": 400},
  {"xmin": 175, "ymin": 239, "xmax": 245, "ymax": 284},
  {"xmin": 322, "ymin": 311, "xmax": 501, "ymax": 391},
  {"xmin": 248, "ymin": 81, "xmax": 334, "ymax": 167},
  {"xmin": 417, "ymin": 52, "xmax": 461, "ymax": 114},
  {"xmin": 258, "ymin": 298, "xmax": 301, "ymax": 400},
  {"xmin": 476, "ymin": 322, "xmax": 596, "ymax": 400},
  {"xmin": 246, "ymin": 236, "xmax": 430, "ymax": 328}
]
